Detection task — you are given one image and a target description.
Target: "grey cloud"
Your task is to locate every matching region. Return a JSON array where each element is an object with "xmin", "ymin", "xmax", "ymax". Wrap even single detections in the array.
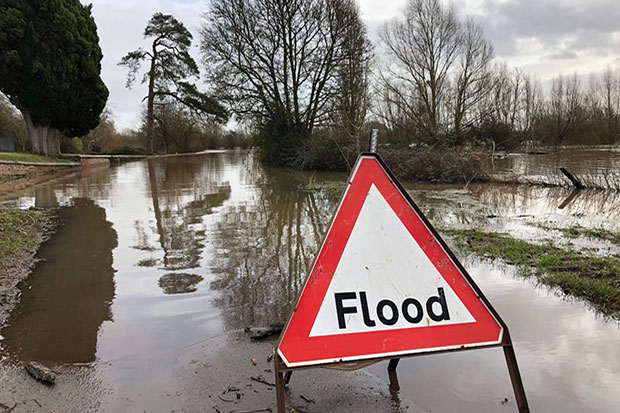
[
  {"xmin": 549, "ymin": 50, "xmax": 578, "ymax": 60},
  {"xmin": 477, "ymin": 0, "xmax": 620, "ymax": 57}
]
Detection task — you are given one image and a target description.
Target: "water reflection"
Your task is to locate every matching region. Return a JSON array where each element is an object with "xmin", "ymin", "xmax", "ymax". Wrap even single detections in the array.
[
  {"xmin": 413, "ymin": 183, "xmax": 620, "ymax": 230},
  {"xmin": 490, "ymin": 146, "xmax": 620, "ymax": 188},
  {"xmin": 1, "ymin": 198, "xmax": 117, "ymax": 364},
  {"xmin": 145, "ymin": 157, "xmax": 231, "ymax": 271},
  {"xmin": 211, "ymin": 163, "xmax": 337, "ymax": 329},
  {"xmin": 158, "ymin": 273, "xmax": 204, "ymax": 294},
  {"xmin": 34, "ymin": 184, "xmax": 58, "ymax": 208}
]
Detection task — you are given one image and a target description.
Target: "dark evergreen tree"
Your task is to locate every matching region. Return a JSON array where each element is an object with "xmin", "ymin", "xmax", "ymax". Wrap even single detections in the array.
[
  {"xmin": 119, "ymin": 13, "xmax": 227, "ymax": 155},
  {"xmin": 0, "ymin": 0, "xmax": 109, "ymax": 155}
]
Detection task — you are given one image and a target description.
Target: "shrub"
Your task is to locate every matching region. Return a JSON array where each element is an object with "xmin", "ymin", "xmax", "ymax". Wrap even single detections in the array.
[
  {"xmin": 381, "ymin": 147, "xmax": 487, "ymax": 183},
  {"xmin": 257, "ymin": 116, "xmax": 309, "ymax": 168},
  {"xmin": 299, "ymin": 130, "xmax": 354, "ymax": 171}
]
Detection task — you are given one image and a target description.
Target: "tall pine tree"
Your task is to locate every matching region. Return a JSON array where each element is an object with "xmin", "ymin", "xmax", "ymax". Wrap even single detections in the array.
[{"xmin": 119, "ymin": 13, "xmax": 227, "ymax": 155}]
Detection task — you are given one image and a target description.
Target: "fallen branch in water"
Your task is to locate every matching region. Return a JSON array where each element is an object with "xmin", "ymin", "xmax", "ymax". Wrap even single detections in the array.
[{"xmin": 560, "ymin": 167, "xmax": 585, "ymax": 189}]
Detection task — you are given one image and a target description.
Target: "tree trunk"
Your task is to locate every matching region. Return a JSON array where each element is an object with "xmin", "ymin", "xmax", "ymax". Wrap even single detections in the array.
[
  {"xmin": 146, "ymin": 46, "xmax": 157, "ymax": 155},
  {"xmin": 21, "ymin": 108, "xmax": 55, "ymax": 156}
]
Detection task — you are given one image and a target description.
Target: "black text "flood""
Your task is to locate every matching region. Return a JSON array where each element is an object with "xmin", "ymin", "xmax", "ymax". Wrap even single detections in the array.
[{"xmin": 334, "ymin": 288, "xmax": 450, "ymax": 329}]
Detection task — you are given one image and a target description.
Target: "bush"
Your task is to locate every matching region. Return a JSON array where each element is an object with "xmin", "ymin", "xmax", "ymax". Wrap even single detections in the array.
[
  {"xmin": 475, "ymin": 120, "xmax": 518, "ymax": 150},
  {"xmin": 381, "ymin": 147, "xmax": 487, "ymax": 183},
  {"xmin": 257, "ymin": 116, "xmax": 309, "ymax": 167},
  {"xmin": 299, "ymin": 130, "xmax": 354, "ymax": 171}
]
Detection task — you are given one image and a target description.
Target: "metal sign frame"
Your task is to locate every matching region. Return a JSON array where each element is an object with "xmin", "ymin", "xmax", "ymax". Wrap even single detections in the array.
[{"xmin": 273, "ymin": 152, "xmax": 529, "ymax": 413}]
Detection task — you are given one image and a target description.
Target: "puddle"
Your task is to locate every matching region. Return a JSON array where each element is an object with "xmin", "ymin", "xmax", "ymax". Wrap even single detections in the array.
[{"xmin": 1, "ymin": 198, "xmax": 117, "ymax": 364}]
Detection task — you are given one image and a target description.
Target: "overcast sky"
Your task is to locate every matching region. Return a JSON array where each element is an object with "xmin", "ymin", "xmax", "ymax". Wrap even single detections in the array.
[{"xmin": 88, "ymin": 0, "xmax": 620, "ymax": 131}]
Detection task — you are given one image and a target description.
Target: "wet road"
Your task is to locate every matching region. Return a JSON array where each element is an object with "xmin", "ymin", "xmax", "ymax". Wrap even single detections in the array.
[{"xmin": 1, "ymin": 150, "xmax": 620, "ymax": 412}]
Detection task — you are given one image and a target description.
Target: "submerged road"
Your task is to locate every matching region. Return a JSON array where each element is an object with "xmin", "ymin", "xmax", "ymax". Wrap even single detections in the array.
[{"xmin": 1, "ymin": 150, "xmax": 620, "ymax": 411}]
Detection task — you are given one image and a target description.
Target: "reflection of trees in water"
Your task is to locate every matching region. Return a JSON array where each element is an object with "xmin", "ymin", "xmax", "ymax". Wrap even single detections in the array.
[
  {"xmin": 409, "ymin": 186, "xmax": 495, "ymax": 227},
  {"xmin": 413, "ymin": 183, "xmax": 620, "ymax": 228},
  {"xmin": 158, "ymin": 273, "xmax": 204, "ymax": 294},
  {"xmin": 490, "ymin": 149, "xmax": 620, "ymax": 190},
  {"xmin": 210, "ymin": 165, "xmax": 337, "ymax": 329},
  {"xmin": 0, "ymin": 198, "xmax": 117, "ymax": 363},
  {"xmin": 143, "ymin": 156, "xmax": 232, "ymax": 271},
  {"xmin": 469, "ymin": 184, "xmax": 620, "ymax": 220},
  {"xmin": 132, "ymin": 220, "xmax": 156, "ymax": 251},
  {"xmin": 34, "ymin": 183, "xmax": 58, "ymax": 208},
  {"xmin": 8, "ymin": 166, "xmax": 115, "ymax": 209}
]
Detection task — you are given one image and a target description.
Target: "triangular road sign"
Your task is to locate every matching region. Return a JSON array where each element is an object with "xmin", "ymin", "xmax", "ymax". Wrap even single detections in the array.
[{"xmin": 277, "ymin": 153, "xmax": 504, "ymax": 368}]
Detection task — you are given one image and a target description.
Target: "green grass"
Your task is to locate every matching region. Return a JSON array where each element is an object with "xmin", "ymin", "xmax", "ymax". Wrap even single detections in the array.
[
  {"xmin": 565, "ymin": 225, "xmax": 620, "ymax": 243},
  {"xmin": 0, "ymin": 152, "xmax": 73, "ymax": 164},
  {"xmin": 527, "ymin": 222, "xmax": 620, "ymax": 244},
  {"xmin": 0, "ymin": 209, "xmax": 50, "ymax": 268},
  {"xmin": 300, "ymin": 181, "xmax": 346, "ymax": 202},
  {"xmin": 444, "ymin": 228, "xmax": 620, "ymax": 318}
]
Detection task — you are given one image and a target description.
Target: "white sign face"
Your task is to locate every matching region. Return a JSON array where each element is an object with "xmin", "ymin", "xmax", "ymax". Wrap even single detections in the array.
[{"xmin": 309, "ymin": 184, "xmax": 476, "ymax": 337}]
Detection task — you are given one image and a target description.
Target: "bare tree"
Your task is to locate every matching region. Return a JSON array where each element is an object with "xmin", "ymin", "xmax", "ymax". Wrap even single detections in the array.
[
  {"xmin": 331, "ymin": 0, "xmax": 373, "ymax": 154},
  {"xmin": 450, "ymin": 18, "xmax": 494, "ymax": 142},
  {"xmin": 0, "ymin": 94, "xmax": 28, "ymax": 151},
  {"xmin": 519, "ymin": 72, "xmax": 543, "ymax": 140},
  {"xmin": 201, "ymin": 0, "xmax": 368, "ymax": 165},
  {"xmin": 379, "ymin": 0, "xmax": 461, "ymax": 142},
  {"xmin": 548, "ymin": 73, "xmax": 582, "ymax": 144},
  {"xmin": 599, "ymin": 67, "xmax": 620, "ymax": 140}
]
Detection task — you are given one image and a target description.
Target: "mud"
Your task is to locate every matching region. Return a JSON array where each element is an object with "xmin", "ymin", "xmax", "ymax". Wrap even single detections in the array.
[{"xmin": 0, "ymin": 331, "xmax": 421, "ymax": 412}]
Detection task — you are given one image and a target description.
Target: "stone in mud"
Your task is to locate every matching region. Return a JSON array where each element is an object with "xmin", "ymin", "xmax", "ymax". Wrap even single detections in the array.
[{"xmin": 25, "ymin": 361, "xmax": 56, "ymax": 384}]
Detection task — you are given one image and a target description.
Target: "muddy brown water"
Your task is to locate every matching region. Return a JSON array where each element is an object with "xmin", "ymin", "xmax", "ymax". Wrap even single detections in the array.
[{"xmin": 1, "ymin": 150, "xmax": 620, "ymax": 412}]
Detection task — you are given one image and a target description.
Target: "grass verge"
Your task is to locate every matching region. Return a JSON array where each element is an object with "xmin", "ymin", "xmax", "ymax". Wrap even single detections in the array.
[
  {"xmin": 0, "ymin": 152, "xmax": 73, "ymax": 164},
  {"xmin": 0, "ymin": 208, "xmax": 55, "ymax": 324},
  {"xmin": 444, "ymin": 228, "xmax": 620, "ymax": 318},
  {"xmin": 0, "ymin": 208, "xmax": 51, "ymax": 270},
  {"xmin": 528, "ymin": 222, "xmax": 620, "ymax": 244}
]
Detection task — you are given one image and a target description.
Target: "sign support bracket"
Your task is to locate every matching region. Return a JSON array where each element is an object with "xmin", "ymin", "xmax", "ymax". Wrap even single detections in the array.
[
  {"xmin": 370, "ymin": 129, "xmax": 405, "ymax": 376},
  {"xmin": 387, "ymin": 357, "xmax": 400, "ymax": 371},
  {"xmin": 274, "ymin": 354, "xmax": 287, "ymax": 413},
  {"xmin": 502, "ymin": 332, "xmax": 529, "ymax": 412},
  {"xmin": 274, "ymin": 341, "xmax": 529, "ymax": 413}
]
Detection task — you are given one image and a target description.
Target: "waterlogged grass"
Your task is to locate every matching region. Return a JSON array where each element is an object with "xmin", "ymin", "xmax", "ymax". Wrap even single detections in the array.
[
  {"xmin": 444, "ymin": 228, "xmax": 620, "ymax": 318},
  {"xmin": 0, "ymin": 208, "xmax": 49, "ymax": 269},
  {"xmin": 0, "ymin": 152, "xmax": 73, "ymax": 164},
  {"xmin": 528, "ymin": 222, "xmax": 620, "ymax": 244},
  {"xmin": 301, "ymin": 180, "xmax": 346, "ymax": 202}
]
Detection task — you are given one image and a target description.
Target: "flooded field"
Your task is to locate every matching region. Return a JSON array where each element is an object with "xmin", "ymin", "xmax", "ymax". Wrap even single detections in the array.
[
  {"xmin": 488, "ymin": 145, "xmax": 620, "ymax": 188},
  {"xmin": 1, "ymin": 150, "xmax": 620, "ymax": 412}
]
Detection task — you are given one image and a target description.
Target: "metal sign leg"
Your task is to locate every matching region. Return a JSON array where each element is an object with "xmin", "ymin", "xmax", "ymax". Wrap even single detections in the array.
[
  {"xmin": 274, "ymin": 355, "xmax": 287, "ymax": 413},
  {"xmin": 503, "ymin": 342, "xmax": 530, "ymax": 412},
  {"xmin": 387, "ymin": 358, "xmax": 400, "ymax": 371}
]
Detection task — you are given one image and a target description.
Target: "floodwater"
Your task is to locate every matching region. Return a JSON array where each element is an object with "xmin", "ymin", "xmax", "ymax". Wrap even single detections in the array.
[
  {"xmin": 1, "ymin": 150, "xmax": 620, "ymax": 412},
  {"xmin": 488, "ymin": 145, "xmax": 620, "ymax": 188}
]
